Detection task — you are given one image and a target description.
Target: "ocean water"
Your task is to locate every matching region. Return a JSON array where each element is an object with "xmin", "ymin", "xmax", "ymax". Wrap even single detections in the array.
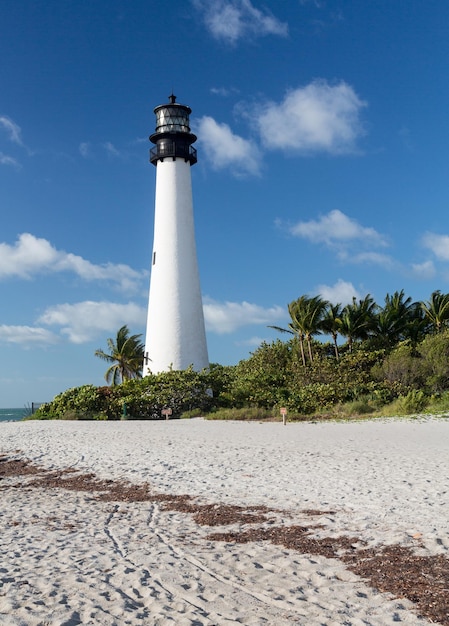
[{"xmin": 0, "ymin": 408, "xmax": 27, "ymax": 422}]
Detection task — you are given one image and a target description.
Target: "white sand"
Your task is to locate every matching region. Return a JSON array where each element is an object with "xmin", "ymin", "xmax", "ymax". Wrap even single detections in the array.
[{"xmin": 0, "ymin": 417, "xmax": 448, "ymax": 625}]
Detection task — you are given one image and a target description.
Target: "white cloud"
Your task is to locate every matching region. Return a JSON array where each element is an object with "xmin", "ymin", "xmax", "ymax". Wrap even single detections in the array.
[
  {"xmin": 0, "ymin": 152, "xmax": 20, "ymax": 168},
  {"xmin": 289, "ymin": 210, "xmax": 387, "ymax": 248},
  {"xmin": 0, "ymin": 233, "xmax": 57, "ymax": 277},
  {"xmin": 38, "ymin": 301, "xmax": 146, "ymax": 344},
  {"xmin": 196, "ymin": 79, "xmax": 368, "ymax": 175},
  {"xmin": 79, "ymin": 142, "xmax": 124, "ymax": 159},
  {"xmin": 0, "ymin": 325, "xmax": 59, "ymax": 347},
  {"xmin": 193, "ymin": 0, "xmax": 288, "ymax": 44},
  {"xmin": 197, "ymin": 116, "xmax": 261, "ymax": 176},
  {"xmin": 0, "ymin": 233, "xmax": 146, "ymax": 292},
  {"xmin": 0, "ymin": 115, "xmax": 23, "ymax": 145},
  {"xmin": 203, "ymin": 297, "xmax": 285, "ymax": 333},
  {"xmin": 254, "ymin": 80, "xmax": 366, "ymax": 154},
  {"xmin": 56, "ymin": 254, "xmax": 145, "ymax": 292},
  {"xmin": 236, "ymin": 335, "xmax": 269, "ymax": 347},
  {"xmin": 411, "ymin": 260, "xmax": 436, "ymax": 279},
  {"xmin": 285, "ymin": 211, "xmax": 393, "ymax": 268},
  {"xmin": 103, "ymin": 141, "xmax": 121, "ymax": 157},
  {"xmin": 346, "ymin": 251, "xmax": 394, "ymax": 268},
  {"xmin": 315, "ymin": 279, "xmax": 361, "ymax": 305},
  {"xmin": 422, "ymin": 232, "xmax": 449, "ymax": 261},
  {"xmin": 79, "ymin": 142, "xmax": 91, "ymax": 158},
  {"xmin": 210, "ymin": 86, "xmax": 238, "ymax": 97}
]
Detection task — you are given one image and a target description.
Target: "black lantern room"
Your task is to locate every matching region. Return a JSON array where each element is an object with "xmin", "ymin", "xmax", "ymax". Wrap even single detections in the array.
[{"xmin": 149, "ymin": 94, "xmax": 197, "ymax": 166}]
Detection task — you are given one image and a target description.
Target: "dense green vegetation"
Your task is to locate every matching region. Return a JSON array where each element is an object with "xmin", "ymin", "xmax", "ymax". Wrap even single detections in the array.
[{"xmin": 34, "ymin": 290, "xmax": 449, "ymax": 421}]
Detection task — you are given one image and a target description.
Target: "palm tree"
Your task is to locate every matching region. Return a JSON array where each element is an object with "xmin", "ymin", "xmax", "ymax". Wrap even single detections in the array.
[
  {"xmin": 270, "ymin": 299, "xmax": 306, "ymax": 366},
  {"xmin": 300, "ymin": 295, "xmax": 328, "ymax": 363},
  {"xmin": 421, "ymin": 290, "xmax": 449, "ymax": 333},
  {"xmin": 404, "ymin": 302, "xmax": 429, "ymax": 346},
  {"xmin": 287, "ymin": 298, "xmax": 308, "ymax": 366},
  {"xmin": 270, "ymin": 295, "xmax": 328, "ymax": 365},
  {"xmin": 321, "ymin": 303, "xmax": 343, "ymax": 359},
  {"xmin": 339, "ymin": 295, "xmax": 378, "ymax": 352},
  {"xmin": 372, "ymin": 290, "xmax": 415, "ymax": 348},
  {"xmin": 95, "ymin": 325, "xmax": 145, "ymax": 385}
]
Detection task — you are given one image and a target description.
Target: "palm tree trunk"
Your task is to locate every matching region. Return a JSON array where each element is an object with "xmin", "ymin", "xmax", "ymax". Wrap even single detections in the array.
[
  {"xmin": 307, "ymin": 337, "xmax": 314, "ymax": 363},
  {"xmin": 298, "ymin": 335, "xmax": 306, "ymax": 367},
  {"xmin": 332, "ymin": 333, "xmax": 339, "ymax": 360}
]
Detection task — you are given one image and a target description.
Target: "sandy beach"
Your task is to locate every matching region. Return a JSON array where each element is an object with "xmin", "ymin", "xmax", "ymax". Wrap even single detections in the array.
[{"xmin": 1, "ymin": 417, "xmax": 448, "ymax": 625}]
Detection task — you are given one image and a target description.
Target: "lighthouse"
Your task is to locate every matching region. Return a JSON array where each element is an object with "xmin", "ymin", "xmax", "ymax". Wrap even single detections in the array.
[{"xmin": 143, "ymin": 95, "xmax": 209, "ymax": 375}]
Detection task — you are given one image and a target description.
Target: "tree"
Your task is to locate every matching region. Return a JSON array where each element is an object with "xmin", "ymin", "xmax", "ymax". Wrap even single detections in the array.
[
  {"xmin": 95, "ymin": 325, "xmax": 145, "ymax": 385},
  {"xmin": 421, "ymin": 290, "xmax": 449, "ymax": 333},
  {"xmin": 230, "ymin": 340, "xmax": 292, "ymax": 408},
  {"xmin": 270, "ymin": 299, "xmax": 306, "ymax": 366},
  {"xmin": 417, "ymin": 329, "xmax": 449, "ymax": 393},
  {"xmin": 339, "ymin": 295, "xmax": 377, "ymax": 352},
  {"xmin": 373, "ymin": 342, "xmax": 424, "ymax": 390},
  {"xmin": 371, "ymin": 290, "xmax": 417, "ymax": 348},
  {"xmin": 321, "ymin": 303, "xmax": 343, "ymax": 359},
  {"xmin": 404, "ymin": 302, "xmax": 428, "ymax": 346},
  {"xmin": 300, "ymin": 295, "xmax": 329, "ymax": 363},
  {"xmin": 270, "ymin": 295, "xmax": 328, "ymax": 366}
]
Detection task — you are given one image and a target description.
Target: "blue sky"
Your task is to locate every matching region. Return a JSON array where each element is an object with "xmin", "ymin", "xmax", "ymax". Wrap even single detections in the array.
[{"xmin": 1, "ymin": 0, "xmax": 449, "ymax": 407}]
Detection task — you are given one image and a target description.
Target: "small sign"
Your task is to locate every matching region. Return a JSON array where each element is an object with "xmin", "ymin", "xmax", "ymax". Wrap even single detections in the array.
[
  {"xmin": 280, "ymin": 407, "xmax": 287, "ymax": 425},
  {"xmin": 162, "ymin": 407, "xmax": 173, "ymax": 420}
]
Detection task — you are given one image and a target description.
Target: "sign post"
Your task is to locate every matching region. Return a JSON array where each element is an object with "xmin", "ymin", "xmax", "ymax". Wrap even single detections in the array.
[
  {"xmin": 280, "ymin": 407, "xmax": 287, "ymax": 425},
  {"xmin": 162, "ymin": 407, "xmax": 173, "ymax": 420}
]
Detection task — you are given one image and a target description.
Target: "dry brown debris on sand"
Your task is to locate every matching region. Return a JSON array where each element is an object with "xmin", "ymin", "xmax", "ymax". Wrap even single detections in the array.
[{"xmin": 1, "ymin": 453, "xmax": 449, "ymax": 625}]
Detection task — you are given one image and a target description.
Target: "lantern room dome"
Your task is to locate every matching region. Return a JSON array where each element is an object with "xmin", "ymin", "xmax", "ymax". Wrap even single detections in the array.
[{"xmin": 153, "ymin": 94, "xmax": 192, "ymax": 134}]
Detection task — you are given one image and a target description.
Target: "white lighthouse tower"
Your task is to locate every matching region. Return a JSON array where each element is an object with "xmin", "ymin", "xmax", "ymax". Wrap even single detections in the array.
[{"xmin": 143, "ymin": 95, "xmax": 209, "ymax": 375}]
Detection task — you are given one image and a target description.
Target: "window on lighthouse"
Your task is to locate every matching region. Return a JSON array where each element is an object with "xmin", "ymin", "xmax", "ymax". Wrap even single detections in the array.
[{"xmin": 156, "ymin": 108, "xmax": 190, "ymax": 133}]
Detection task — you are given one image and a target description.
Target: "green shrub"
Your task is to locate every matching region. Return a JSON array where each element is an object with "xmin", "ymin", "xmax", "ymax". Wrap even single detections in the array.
[
  {"xmin": 424, "ymin": 391, "xmax": 449, "ymax": 414},
  {"xmin": 371, "ymin": 342, "xmax": 424, "ymax": 390},
  {"xmin": 205, "ymin": 407, "xmax": 276, "ymax": 421},
  {"xmin": 179, "ymin": 408, "xmax": 204, "ymax": 419},
  {"xmin": 226, "ymin": 340, "xmax": 292, "ymax": 409},
  {"xmin": 395, "ymin": 389, "xmax": 428, "ymax": 415},
  {"xmin": 417, "ymin": 330, "xmax": 449, "ymax": 393},
  {"xmin": 342, "ymin": 400, "xmax": 375, "ymax": 416},
  {"xmin": 34, "ymin": 368, "xmax": 217, "ymax": 421},
  {"xmin": 34, "ymin": 384, "xmax": 121, "ymax": 420}
]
